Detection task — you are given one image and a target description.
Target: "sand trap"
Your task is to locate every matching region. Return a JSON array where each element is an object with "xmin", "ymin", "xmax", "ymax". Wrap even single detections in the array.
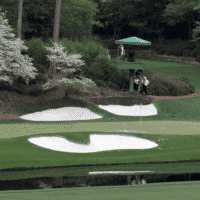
[
  {"xmin": 98, "ymin": 104, "xmax": 157, "ymax": 116},
  {"xmin": 28, "ymin": 134, "xmax": 158, "ymax": 153},
  {"xmin": 20, "ymin": 104, "xmax": 157, "ymax": 121}
]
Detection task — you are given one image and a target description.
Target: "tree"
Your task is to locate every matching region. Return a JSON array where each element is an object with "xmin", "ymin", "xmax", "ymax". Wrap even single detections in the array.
[
  {"xmin": 162, "ymin": 0, "xmax": 200, "ymax": 40},
  {"xmin": 95, "ymin": 0, "xmax": 171, "ymax": 41},
  {"xmin": 48, "ymin": 0, "xmax": 104, "ymax": 76},
  {"xmin": 191, "ymin": 2, "xmax": 200, "ymax": 42},
  {"xmin": 17, "ymin": 0, "xmax": 23, "ymax": 39},
  {"xmin": 48, "ymin": 0, "xmax": 62, "ymax": 76},
  {"xmin": 0, "ymin": 8, "xmax": 39, "ymax": 87},
  {"xmin": 136, "ymin": 0, "xmax": 170, "ymax": 42},
  {"xmin": 97, "ymin": 0, "xmax": 140, "ymax": 39},
  {"xmin": 59, "ymin": 0, "xmax": 104, "ymax": 42}
]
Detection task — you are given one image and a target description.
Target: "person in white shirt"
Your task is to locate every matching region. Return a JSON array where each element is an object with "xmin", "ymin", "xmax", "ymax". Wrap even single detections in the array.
[
  {"xmin": 120, "ymin": 44, "xmax": 125, "ymax": 61},
  {"xmin": 134, "ymin": 70, "xmax": 150, "ymax": 94}
]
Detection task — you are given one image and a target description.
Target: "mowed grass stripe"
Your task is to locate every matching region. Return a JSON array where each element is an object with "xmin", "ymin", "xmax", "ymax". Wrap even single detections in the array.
[{"xmin": 1, "ymin": 121, "xmax": 200, "ymax": 139}]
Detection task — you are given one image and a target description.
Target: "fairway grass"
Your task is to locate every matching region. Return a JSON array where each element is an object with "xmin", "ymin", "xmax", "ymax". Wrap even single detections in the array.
[{"xmin": 1, "ymin": 181, "xmax": 200, "ymax": 200}]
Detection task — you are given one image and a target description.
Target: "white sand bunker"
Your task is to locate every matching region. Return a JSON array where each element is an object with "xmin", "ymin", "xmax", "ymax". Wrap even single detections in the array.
[
  {"xmin": 20, "ymin": 104, "xmax": 157, "ymax": 121},
  {"xmin": 20, "ymin": 107, "xmax": 103, "ymax": 121},
  {"xmin": 28, "ymin": 134, "xmax": 158, "ymax": 153},
  {"xmin": 98, "ymin": 104, "xmax": 157, "ymax": 116}
]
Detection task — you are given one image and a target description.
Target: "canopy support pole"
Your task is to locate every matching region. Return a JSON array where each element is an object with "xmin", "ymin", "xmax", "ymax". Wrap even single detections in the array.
[{"xmin": 129, "ymin": 69, "xmax": 135, "ymax": 93}]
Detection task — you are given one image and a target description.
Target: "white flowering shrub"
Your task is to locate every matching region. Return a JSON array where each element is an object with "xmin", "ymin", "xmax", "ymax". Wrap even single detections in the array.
[
  {"xmin": 43, "ymin": 42, "xmax": 98, "ymax": 93},
  {"xmin": 0, "ymin": 8, "xmax": 38, "ymax": 86}
]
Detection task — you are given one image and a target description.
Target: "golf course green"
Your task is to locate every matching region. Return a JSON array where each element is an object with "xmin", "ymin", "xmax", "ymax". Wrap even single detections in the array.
[{"xmin": 1, "ymin": 58, "xmax": 200, "ymax": 199}]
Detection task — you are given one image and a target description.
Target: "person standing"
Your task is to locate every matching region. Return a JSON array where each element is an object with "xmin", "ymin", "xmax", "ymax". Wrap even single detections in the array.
[
  {"xmin": 128, "ymin": 49, "xmax": 135, "ymax": 62},
  {"xmin": 134, "ymin": 70, "xmax": 143, "ymax": 93},
  {"xmin": 120, "ymin": 44, "xmax": 125, "ymax": 61},
  {"xmin": 141, "ymin": 76, "xmax": 150, "ymax": 94},
  {"xmin": 134, "ymin": 70, "xmax": 150, "ymax": 94}
]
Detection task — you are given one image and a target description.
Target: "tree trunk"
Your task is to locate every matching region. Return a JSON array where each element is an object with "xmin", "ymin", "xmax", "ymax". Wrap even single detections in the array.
[
  {"xmin": 48, "ymin": 0, "xmax": 62, "ymax": 78},
  {"xmin": 17, "ymin": 0, "xmax": 23, "ymax": 39}
]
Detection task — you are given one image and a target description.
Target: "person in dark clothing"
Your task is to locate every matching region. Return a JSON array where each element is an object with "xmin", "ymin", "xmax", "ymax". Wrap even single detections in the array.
[
  {"xmin": 134, "ymin": 70, "xmax": 143, "ymax": 92},
  {"xmin": 128, "ymin": 49, "xmax": 135, "ymax": 62}
]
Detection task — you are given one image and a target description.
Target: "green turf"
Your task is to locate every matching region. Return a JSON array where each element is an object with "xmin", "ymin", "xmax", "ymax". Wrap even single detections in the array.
[
  {"xmin": 0, "ymin": 57, "xmax": 200, "ymax": 181},
  {"xmin": 1, "ymin": 181, "xmax": 200, "ymax": 200}
]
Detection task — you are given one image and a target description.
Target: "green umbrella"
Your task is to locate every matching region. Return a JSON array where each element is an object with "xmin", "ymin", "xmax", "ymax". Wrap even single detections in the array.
[{"xmin": 115, "ymin": 36, "xmax": 151, "ymax": 45}]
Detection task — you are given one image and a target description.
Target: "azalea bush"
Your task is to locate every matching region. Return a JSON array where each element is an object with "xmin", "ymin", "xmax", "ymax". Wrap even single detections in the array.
[{"xmin": 0, "ymin": 8, "xmax": 39, "ymax": 87}]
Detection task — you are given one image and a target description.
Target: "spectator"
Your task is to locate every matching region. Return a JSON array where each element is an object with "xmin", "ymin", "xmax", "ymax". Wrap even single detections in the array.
[
  {"xmin": 141, "ymin": 76, "xmax": 150, "ymax": 94},
  {"xmin": 127, "ymin": 49, "xmax": 135, "ymax": 62},
  {"xmin": 134, "ymin": 70, "xmax": 150, "ymax": 94},
  {"xmin": 134, "ymin": 70, "xmax": 143, "ymax": 92},
  {"xmin": 120, "ymin": 44, "xmax": 125, "ymax": 61}
]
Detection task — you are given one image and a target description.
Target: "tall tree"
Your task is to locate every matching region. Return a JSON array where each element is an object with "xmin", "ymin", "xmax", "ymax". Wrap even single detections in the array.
[
  {"xmin": 97, "ymin": 0, "xmax": 170, "ymax": 41},
  {"xmin": 137, "ymin": 0, "xmax": 170, "ymax": 42},
  {"xmin": 59, "ymin": 0, "xmax": 104, "ymax": 42},
  {"xmin": 48, "ymin": 0, "xmax": 62, "ymax": 77},
  {"xmin": 191, "ymin": 2, "xmax": 200, "ymax": 42},
  {"xmin": 0, "ymin": 0, "xmax": 104, "ymax": 43},
  {"xmin": 17, "ymin": 0, "xmax": 23, "ymax": 39},
  {"xmin": 162, "ymin": 0, "xmax": 200, "ymax": 40}
]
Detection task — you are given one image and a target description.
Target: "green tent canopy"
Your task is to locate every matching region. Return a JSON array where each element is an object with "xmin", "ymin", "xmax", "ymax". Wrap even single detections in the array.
[{"xmin": 115, "ymin": 37, "xmax": 151, "ymax": 45}]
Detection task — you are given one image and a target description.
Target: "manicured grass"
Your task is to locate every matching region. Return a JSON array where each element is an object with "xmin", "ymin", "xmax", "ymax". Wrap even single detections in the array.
[
  {"xmin": 0, "ymin": 57, "xmax": 200, "ymax": 181},
  {"xmin": 1, "ymin": 181, "xmax": 200, "ymax": 200}
]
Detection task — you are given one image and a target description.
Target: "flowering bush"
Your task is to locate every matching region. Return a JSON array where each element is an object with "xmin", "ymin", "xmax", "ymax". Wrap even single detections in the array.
[
  {"xmin": 43, "ymin": 42, "xmax": 98, "ymax": 93},
  {"xmin": 0, "ymin": 8, "xmax": 38, "ymax": 86},
  {"xmin": 42, "ymin": 77, "xmax": 97, "ymax": 93}
]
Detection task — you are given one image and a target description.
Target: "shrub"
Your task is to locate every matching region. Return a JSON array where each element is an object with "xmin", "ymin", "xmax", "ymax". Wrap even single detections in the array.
[
  {"xmin": 183, "ymin": 41, "xmax": 197, "ymax": 50},
  {"xmin": 182, "ymin": 49, "xmax": 192, "ymax": 57},
  {"xmin": 28, "ymin": 84, "xmax": 44, "ymax": 97},
  {"xmin": 191, "ymin": 44, "xmax": 200, "ymax": 58},
  {"xmin": 28, "ymin": 73, "xmax": 48, "ymax": 86},
  {"xmin": 106, "ymin": 67, "xmax": 130, "ymax": 91},
  {"xmin": 166, "ymin": 44, "xmax": 183, "ymax": 56},
  {"xmin": 83, "ymin": 55, "xmax": 114, "ymax": 82},
  {"xmin": 33, "ymin": 63, "xmax": 49, "ymax": 74},
  {"xmin": 155, "ymin": 45, "xmax": 167, "ymax": 55},
  {"xmin": 81, "ymin": 53, "xmax": 93, "ymax": 69},
  {"xmin": 22, "ymin": 37, "xmax": 51, "ymax": 69},
  {"xmin": 36, "ymin": 74, "xmax": 48, "ymax": 83},
  {"xmin": 11, "ymin": 82, "xmax": 29, "ymax": 95},
  {"xmin": 195, "ymin": 53, "xmax": 200, "ymax": 63}
]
